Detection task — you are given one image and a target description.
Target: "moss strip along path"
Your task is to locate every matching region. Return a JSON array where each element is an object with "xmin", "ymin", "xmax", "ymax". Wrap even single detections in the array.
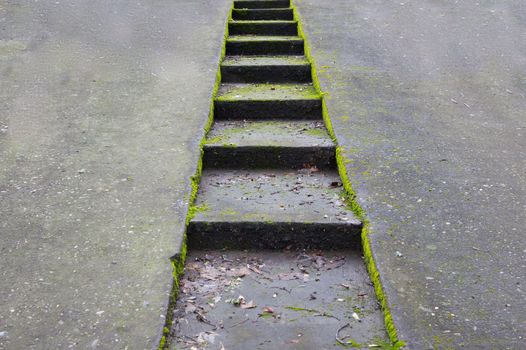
[{"xmin": 166, "ymin": 0, "xmax": 400, "ymax": 348}]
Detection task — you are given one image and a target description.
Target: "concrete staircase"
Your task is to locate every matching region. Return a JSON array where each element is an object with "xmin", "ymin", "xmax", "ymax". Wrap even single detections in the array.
[
  {"xmin": 168, "ymin": 2, "xmax": 391, "ymax": 348},
  {"xmin": 187, "ymin": 0, "xmax": 362, "ymax": 250}
]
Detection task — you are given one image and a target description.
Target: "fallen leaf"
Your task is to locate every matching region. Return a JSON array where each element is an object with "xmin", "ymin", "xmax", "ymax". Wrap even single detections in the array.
[
  {"xmin": 229, "ymin": 267, "xmax": 250, "ymax": 278},
  {"xmin": 248, "ymin": 265, "xmax": 262, "ymax": 274},
  {"xmin": 262, "ymin": 306, "xmax": 274, "ymax": 314},
  {"xmin": 240, "ymin": 300, "xmax": 257, "ymax": 309},
  {"xmin": 278, "ymin": 272, "xmax": 301, "ymax": 281},
  {"xmin": 185, "ymin": 304, "xmax": 197, "ymax": 313}
]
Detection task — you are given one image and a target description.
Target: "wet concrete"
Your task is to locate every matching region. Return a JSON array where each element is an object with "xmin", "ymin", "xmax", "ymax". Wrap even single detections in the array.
[
  {"xmin": 296, "ymin": 0, "xmax": 526, "ymax": 348},
  {"xmin": 0, "ymin": 1, "xmax": 230, "ymax": 349},
  {"xmin": 172, "ymin": 250, "xmax": 388, "ymax": 349}
]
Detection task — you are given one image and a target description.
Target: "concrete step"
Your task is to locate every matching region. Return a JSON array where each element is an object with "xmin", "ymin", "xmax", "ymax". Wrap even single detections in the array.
[
  {"xmin": 234, "ymin": 0, "xmax": 290, "ymax": 9},
  {"xmin": 226, "ymin": 35, "xmax": 304, "ymax": 55},
  {"xmin": 228, "ymin": 20, "xmax": 297, "ymax": 36},
  {"xmin": 221, "ymin": 55, "xmax": 311, "ymax": 83},
  {"xmin": 173, "ymin": 250, "xmax": 388, "ymax": 348},
  {"xmin": 231, "ymin": 8, "xmax": 294, "ymax": 21},
  {"xmin": 203, "ymin": 120, "xmax": 335, "ymax": 169},
  {"xmin": 214, "ymin": 83, "xmax": 322, "ymax": 119},
  {"xmin": 188, "ymin": 168, "xmax": 362, "ymax": 249}
]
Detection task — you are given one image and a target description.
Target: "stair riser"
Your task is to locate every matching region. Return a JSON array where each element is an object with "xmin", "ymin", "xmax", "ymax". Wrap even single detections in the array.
[
  {"xmin": 226, "ymin": 40, "xmax": 304, "ymax": 55},
  {"xmin": 187, "ymin": 222, "xmax": 362, "ymax": 250},
  {"xmin": 203, "ymin": 146, "xmax": 336, "ymax": 169},
  {"xmin": 229, "ymin": 22, "xmax": 297, "ymax": 36},
  {"xmin": 220, "ymin": 64, "xmax": 311, "ymax": 83},
  {"xmin": 232, "ymin": 9, "xmax": 293, "ymax": 21},
  {"xmin": 214, "ymin": 100, "xmax": 322, "ymax": 119},
  {"xmin": 234, "ymin": 0, "xmax": 290, "ymax": 9}
]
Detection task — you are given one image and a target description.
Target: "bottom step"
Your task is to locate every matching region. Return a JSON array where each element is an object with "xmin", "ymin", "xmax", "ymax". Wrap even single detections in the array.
[
  {"xmin": 188, "ymin": 168, "xmax": 362, "ymax": 249},
  {"xmin": 170, "ymin": 250, "xmax": 389, "ymax": 349}
]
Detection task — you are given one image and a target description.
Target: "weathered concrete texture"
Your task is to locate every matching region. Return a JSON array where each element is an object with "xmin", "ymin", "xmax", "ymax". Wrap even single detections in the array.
[
  {"xmin": 188, "ymin": 169, "xmax": 361, "ymax": 249},
  {"xmin": 0, "ymin": 0, "xmax": 230, "ymax": 349},
  {"xmin": 173, "ymin": 250, "xmax": 388, "ymax": 349},
  {"xmin": 203, "ymin": 120, "xmax": 335, "ymax": 169},
  {"xmin": 296, "ymin": 0, "xmax": 526, "ymax": 348},
  {"xmin": 207, "ymin": 120, "xmax": 331, "ymax": 148}
]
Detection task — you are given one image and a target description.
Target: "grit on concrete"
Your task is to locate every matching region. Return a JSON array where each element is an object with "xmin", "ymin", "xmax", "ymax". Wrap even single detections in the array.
[
  {"xmin": 296, "ymin": 0, "xmax": 525, "ymax": 349},
  {"xmin": 172, "ymin": 250, "xmax": 388, "ymax": 349},
  {"xmin": 0, "ymin": 1, "xmax": 230, "ymax": 349}
]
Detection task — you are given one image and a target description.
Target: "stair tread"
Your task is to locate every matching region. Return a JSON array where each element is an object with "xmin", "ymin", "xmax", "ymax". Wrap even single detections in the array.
[
  {"xmin": 227, "ymin": 35, "xmax": 302, "ymax": 42},
  {"xmin": 222, "ymin": 55, "xmax": 308, "ymax": 66},
  {"xmin": 191, "ymin": 168, "xmax": 360, "ymax": 225},
  {"xmin": 229, "ymin": 20, "xmax": 296, "ymax": 23},
  {"xmin": 216, "ymin": 83, "xmax": 319, "ymax": 101},
  {"xmin": 206, "ymin": 120, "xmax": 333, "ymax": 148}
]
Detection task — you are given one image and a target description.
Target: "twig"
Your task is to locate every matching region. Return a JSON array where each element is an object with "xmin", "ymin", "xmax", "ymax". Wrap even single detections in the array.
[
  {"xmin": 314, "ymin": 312, "xmax": 340, "ymax": 321},
  {"xmin": 229, "ymin": 318, "xmax": 249, "ymax": 329},
  {"xmin": 335, "ymin": 323, "xmax": 352, "ymax": 345},
  {"xmin": 271, "ymin": 286, "xmax": 292, "ymax": 294}
]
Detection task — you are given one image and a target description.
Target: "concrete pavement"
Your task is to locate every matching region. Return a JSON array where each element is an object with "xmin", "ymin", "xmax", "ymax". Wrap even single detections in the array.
[
  {"xmin": 296, "ymin": 0, "xmax": 526, "ymax": 348},
  {"xmin": 0, "ymin": 1, "xmax": 230, "ymax": 348},
  {"xmin": 2, "ymin": 0, "xmax": 525, "ymax": 349}
]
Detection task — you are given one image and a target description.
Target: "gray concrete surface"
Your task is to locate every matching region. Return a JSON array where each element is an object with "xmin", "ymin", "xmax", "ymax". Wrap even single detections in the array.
[
  {"xmin": 173, "ymin": 250, "xmax": 388, "ymax": 349},
  {"xmin": 296, "ymin": 0, "xmax": 525, "ymax": 348},
  {"xmin": 0, "ymin": 0, "xmax": 230, "ymax": 348}
]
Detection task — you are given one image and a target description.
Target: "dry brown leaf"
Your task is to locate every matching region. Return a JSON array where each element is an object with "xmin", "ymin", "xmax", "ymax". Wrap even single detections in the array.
[
  {"xmin": 240, "ymin": 300, "xmax": 257, "ymax": 309},
  {"xmin": 262, "ymin": 306, "xmax": 274, "ymax": 314}
]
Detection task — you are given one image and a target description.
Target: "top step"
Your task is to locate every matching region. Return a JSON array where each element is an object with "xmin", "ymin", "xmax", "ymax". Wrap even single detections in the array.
[
  {"xmin": 232, "ymin": 8, "xmax": 293, "ymax": 21},
  {"xmin": 234, "ymin": 0, "xmax": 290, "ymax": 9}
]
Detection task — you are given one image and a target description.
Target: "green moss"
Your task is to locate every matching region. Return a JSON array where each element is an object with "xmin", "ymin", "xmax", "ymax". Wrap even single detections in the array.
[
  {"xmin": 336, "ymin": 338, "xmax": 362, "ymax": 348},
  {"xmin": 285, "ymin": 306, "xmax": 318, "ymax": 313},
  {"xmin": 222, "ymin": 142, "xmax": 237, "ymax": 148},
  {"xmin": 216, "ymin": 83, "xmax": 321, "ymax": 101},
  {"xmin": 187, "ymin": 202, "xmax": 209, "ymax": 220},
  {"xmin": 206, "ymin": 135, "xmax": 224, "ymax": 144},
  {"xmin": 158, "ymin": 336, "xmax": 166, "ymax": 350},
  {"xmin": 157, "ymin": 243, "xmax": 188, "ymax": 350},
  {"xmin": 293, "ymin": 2, "xmax": 405, "ymax": 348},
  {"xmin": 232, "ymin": 8, "xmax": 248, "ymax": 14},
  {"xmin": 304, "ymin": 127, "xmax": 327, "ymax": 137},
  {"xmin": 220, "ymin": 208, "xmax": 239, "ymax": 216}
]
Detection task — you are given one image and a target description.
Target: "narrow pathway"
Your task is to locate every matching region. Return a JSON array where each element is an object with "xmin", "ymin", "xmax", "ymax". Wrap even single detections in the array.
[{"xmin": 168, "ymin": 1, "xmax": 391, "ymax": 348}]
